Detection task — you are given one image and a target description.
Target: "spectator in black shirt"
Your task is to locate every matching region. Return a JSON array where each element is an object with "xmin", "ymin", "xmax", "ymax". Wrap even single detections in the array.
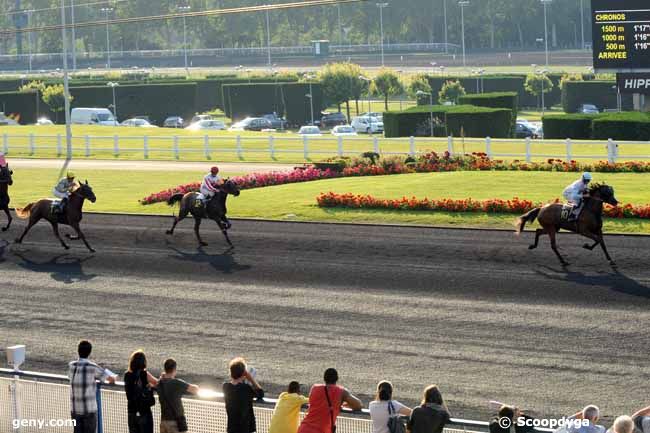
[
  {"xmin": 124, "ymin": 350, "xmax": 158, "ymax": 433},
  {"xmin": 223, "ymin": 357, "xmax": 264, "ymax": 433},
  {"xmin": 407, "ymin": 385, "xmax": 450, "ymax": 433}
]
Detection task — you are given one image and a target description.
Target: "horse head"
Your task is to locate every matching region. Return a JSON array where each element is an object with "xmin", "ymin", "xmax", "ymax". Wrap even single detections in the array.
[
  {"xmin": 74, "ymin": 180, "xmax": 97, "ymax": 203},
  {"xmin": 590, "ymin": 183, "xmax": 618, "ymax": 207},
  {"xmin": 222, "ymin": 179, "xmax": 241, "ymax": 197}
]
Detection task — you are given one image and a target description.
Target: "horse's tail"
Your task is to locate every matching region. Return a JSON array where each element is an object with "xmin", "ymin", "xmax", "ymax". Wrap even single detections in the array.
[
  {"xmin": 167, "ymin": 193, "xmax": 184, "ymax": 206},
  {"xmin": 15, "ymin": 203, "xmax": 35, "ymax": 219},
  {"xmin": 515, "ymin": 207, "xmax": 541, "ymax": 235}
]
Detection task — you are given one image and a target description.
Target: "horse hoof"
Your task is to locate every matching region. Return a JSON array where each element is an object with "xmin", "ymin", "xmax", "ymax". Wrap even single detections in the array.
[
  {"xmin": 582, "ymin": 243, "xmax": 591, "ymax": 250},
  {"xmin": 64, "ymin": 246, "xmax": 70, "ymax": 250},
  {"xmin": 89, "ymin": 248, "xmax": 96, "ymax": 253},
  {"xmin": 200, "ymin": 242, "xmax": 208, "ymax": 247},
  {"xmin": 1, "ymin": 227, "xmax": 8, "ymax": 232},
  {"xmin": 528, "ymin": 245, "xmax": 536, "ymax": 250},
  {"xmin": 166, "ymin": 230, "xmax": 173, "ymax": 235},
  {"xmin": 610, "ymin": 261, "xmax": 617, "ymax": 267},
  {"xmin": 14, "ymin": 239, "xmax": 21, "ymax": 244},
  {"xmin": 561, "ymin": 261, "xmax": 570, "ymax": 267}
]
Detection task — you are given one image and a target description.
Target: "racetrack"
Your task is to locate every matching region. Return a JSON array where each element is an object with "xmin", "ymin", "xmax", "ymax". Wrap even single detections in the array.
[{"xmin": 1, "ymin": 214, "xmax": 649, "ymax": 423}]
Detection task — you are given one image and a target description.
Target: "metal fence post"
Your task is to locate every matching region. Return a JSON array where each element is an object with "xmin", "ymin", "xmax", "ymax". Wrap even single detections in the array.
[
  {"xmin": 96, "ymin": 383, "xmax": 104, "ymax": 433},
  {"xmin": 565, "ymin": 138, "xmax": 572, "ymax": 161},
  {"xmin": 409, "ymin": 136, "xmax": 416, "ymax": 156},
  {"xmin": 85, "ymin": 135, "xmax": 90, "ymax": 157},
  {"xmin": 303, "ymin": 135, "xmax": 309, "ymax": 160},
  {"xmin": 173, "ymin": 136, "xmax": 180, "ymax": 160},
  {"xmin": 56, "ymin": 134, "xmax": 63, "ymax": 157},
  {"xmin": 143, "ymin": 136, "xmax": 149, "ymax": 159},
  {"xmin": 269, "ymin": 135, "xmax": 275, "ymax": 159},
  {"xmin": 204, "ymin": 135, "xmax": 210, "ymax": 159},
  {"xmin": 447, "ymin": 136, "xmax": 453, "ymax": 156},
  {"xmin": 113, "ymin": 135, "xmax": 119, "ymax": 157},
  {"xmin": 337, "ymin": 136, "xmax": 343, "ymax": 157},
  {"xmin": 525, "ymin": 137, "xmax": 532, "ymax": 163},
  {"xmin": 486, "ymin": 136, "xmax": 492, "ymax": 159},
  {"xmin": 373, "ymin": 136, "xmax": 379, "ymax": 154},
  {"xmin": 236, "ymin": 135, "xmax": 243, "ymax": 159},
  {"xmin": 29, "ymin": 133, "xmax": 35, "ymax": 155},
  {"xmin": 11, "ymin": 374, "xmax": 21, "ymax": 433},
  {"xmin": 2, "ymin": 133, "xmax": 8, "ymax": 155}
]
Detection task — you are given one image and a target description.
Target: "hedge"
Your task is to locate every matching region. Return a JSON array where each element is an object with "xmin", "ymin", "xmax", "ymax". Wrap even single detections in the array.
[
  {"xmin": 0, "ymin": 90, "xmax": 40, "ymax": 124},
  {"xmin": 384, "ymin": 105, "xmax": 457, "ymax": 137},
  {"xmin": 458, "ymin": 92, "xmax": 518, "ymax": 135},
  {"xmin": 222, "ymin": 82, "xmax": 324, "ymax": 126},
  {"xmin": 212, "ymin": 75, "xmax": 298, "ymax": 110},
  {"xmin": 562, "ymin": 81, "xmax": 634, "ymax": 113},
  {"xmin": 592, "ymin": 112, "xmax": 650, "ymax": 141},
  {"xmin": 542, "ymin": 114, "xmax": 597, "ymax": 139}
]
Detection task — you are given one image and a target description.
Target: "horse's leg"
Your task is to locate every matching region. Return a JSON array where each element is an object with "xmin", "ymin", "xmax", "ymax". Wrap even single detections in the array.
[
  {"xmin": 70, "ymin": 222, "xmax": 95, "ymax": 253},
  {"xmin": 1, "ymin": 207, "xmax": 12, "ymax": 232},
  {"xmin": 15, "ymin": 217, "xmax": 38, "ymax": 244},
  {"xmin": 216, "ymin": 220, "xmax": 234, "ymax": 247},
  {"xmin": 51, "ymin": 222, "xmax": 70, "ymax": 250},
  {"xmin": 528, "ymin": 228, "xmax": 546, "ymax": 250},
  {"xmin": 548, "ymin": 228, "xmax": 568, "ymax": 266},
  {"xmin": 166, "ymin": 206, "xmax": 189, "ymax": 235},
  {"xmin": 582, "ymin": 230, "xmax": 615, "ymax": 265},
  {"xmin": 194, "ymin": 217, "xmax": 208, "ymax": 247}
]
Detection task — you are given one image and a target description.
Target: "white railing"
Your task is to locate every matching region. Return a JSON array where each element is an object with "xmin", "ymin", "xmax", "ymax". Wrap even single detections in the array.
[{"xmin": 1, "ymin": 133, "xmax": 648, "ymax": 163}]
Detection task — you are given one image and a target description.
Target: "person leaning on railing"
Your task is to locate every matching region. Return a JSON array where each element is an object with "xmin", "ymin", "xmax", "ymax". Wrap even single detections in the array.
[
  {"xmin": 124, "ymin": 350, "xmax": 159, "ymax": 433},
  {"xmin": 631, "ymin": 405, "xmax": 650, "ymax": 433},
  {"xmin": 157, "ymin": 358, "xmax": 200, "ymax": 433},
  {"xmin": 269, "ymin": 381, "xmax": 310, "ymax": 433},
  {"xmin": 608, "ymin": 416, "xmax": 635, "ymax": 433},
  {"xmin": 68, "ymin": 340, "xmax": 117, "ymax": 433},
  {"xmin": 369, "ymin": 381, "xmax": 412, "ymax": 433},
  {"xmin": 223, "ymin": 357, "xmax": 265, "ymax": 433},
  {"xmin": 488, "ymin": 403, "xmax": 535, "ymax": 433},
  {"xmin": 406, "ymin": 385, "xmax": 450, "ymax": 433},
  {"xmin": 566, "ymin": 405, "xmax": 606, "ymax": 433},
  {"xmin": 297, "ymin": 368, "xmax": 363, "ymax": 433}
]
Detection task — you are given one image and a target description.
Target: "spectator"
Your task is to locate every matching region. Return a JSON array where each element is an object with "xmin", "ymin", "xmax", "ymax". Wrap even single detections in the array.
[
  {"xmin": 157, "ymin": 358, "xmax": 199, "ymax": 433},
  {"xmin": 124, "ymin": 350, "xmax": 159, "ymax": 433},
  {"xmin": 223, "ymin": 357, "xmax": 265, "ymax": 433},
  {"xmin": 488, "ymin": 403, "xmax": 536, "ymax": 433},
  {"xmin": 68, "ymin": 340, "xmax": 116, "ymax": 433},
  {"xmin": 407, "ymin": 385, "xmax": 450, "ymax": 433},
  {"xmin": 566, "ymin": 405, "xmax": 606, "ymax": 433},
  {"xmin": 632, "ymin": 405, "xmax": 650, "ymax": 433},
  {"xmin": 369, "ymin": 381, "xmax": 412, "ymax": 433},
  {"xmin": 269, "ymin": 381, "xmax": 310, "ymax": 433},
  {"xmin": 610, "ymin": 416, "xmax": 634, "ymax": 433},
  {"xmin": 297, "ymin": 368, "xmax": 363, "ymax": 433}
]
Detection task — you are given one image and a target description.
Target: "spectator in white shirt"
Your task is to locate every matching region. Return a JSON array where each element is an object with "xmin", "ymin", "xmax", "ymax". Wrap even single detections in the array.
[
  {"xmin": 567, "ymin": 405, "xmax": 606, "ymax": 433},
  {"xmin": 369, "ymin": 381, "xmax": 412, "ymax": 433}
]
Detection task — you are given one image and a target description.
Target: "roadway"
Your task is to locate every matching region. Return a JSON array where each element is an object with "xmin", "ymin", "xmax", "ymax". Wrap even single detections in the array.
[{"xmin": 0, "ymin": 214, "xmax": 649, "ymax": 421}]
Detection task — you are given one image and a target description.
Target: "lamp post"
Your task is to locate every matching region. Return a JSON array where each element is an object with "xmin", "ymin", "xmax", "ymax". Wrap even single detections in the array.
[
  {"xmin": 443, "ymin": 0, "xmax": 448, "ymax": 53},
  {"xmin": 580, "ymin": 0, "xmax": 585, "ymax": 49},
  {"xmin": 459, "ymin": 1, "xmax": 470, "ymax": 68},
  {"xmin": 304, "ymin": 74, "xmax": 315, "ymax": 125},
  {"xmin": 177, "ymin": 5, "xmax": 191, "ymax": 72},
  {"xmin": 60, "ymin": 0, "xmax": 72, "ymax": 170},
  {"xmin": 26, "ymin": 9, "xmax": 35, "ymax": 73},
  {"xmin": 416, "ymin": 90, "xmax": 434, "ymax": 137},
  {"xmin": 107, "ymin": 82, "xmax": 119, "ymax": 122},
  {"xmin": 376, "ymin": 3, "xmax": 388, "ymax": 67},
  {"xmin": 397, "ymin": 69, "xmax": 403, "ymax": 110},
  {"xmin": 541, "ymin": 0, "xmax": 552, "ymax": 68},
  {"xmin": 100, "ymin": 7, "xmax": 114, "ymax": 69},
  {"xmin": 536, "ymin": 68, "xmax": 548, "ymax": 117},
  {"xmin": 265, "ymin": 9, "xmax": 272, "ymax": 68},
  {"xmin": 71, "ymin": 0, "xmax": 77, "ymax": 71},
  {"xmin": 359, "ymin": 75, "xmax": 372, "ymax": 116}
]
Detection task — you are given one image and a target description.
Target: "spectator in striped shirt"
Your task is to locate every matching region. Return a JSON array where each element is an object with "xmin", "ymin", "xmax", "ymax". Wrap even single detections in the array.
[{"xmin": 68, "ymin": 340, "xmax": 116, "ymax": 433}]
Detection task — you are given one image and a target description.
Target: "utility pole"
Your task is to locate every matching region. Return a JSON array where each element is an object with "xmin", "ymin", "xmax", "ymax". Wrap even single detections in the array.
[
  {"xmin": 459, "ymin": 1, "xmax": 470, "ymax": 68},
  {"xmin": 71, "ymin": 0, "xmax": 76, "ymax": 70},
  {"xmin": 100, "ymin": 7, "xmax": 114, "ymax": 69},
  {"xmin": 377, "ymin": 3, "xmax": 388, "ymax": 67}
]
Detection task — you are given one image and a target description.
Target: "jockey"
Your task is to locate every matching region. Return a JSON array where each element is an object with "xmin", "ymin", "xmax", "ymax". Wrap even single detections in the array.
[
  {"xmin": 563, "ymin": 172, "xmax": 592, "ymax": 221},
  {"xmin": 52, "ymin": 172, "xmax": 77, "ymax": 213},
  {"xmin": 0, "ymin": 152, "xmax": 10, "ymax": 182},
  {"xmin": 198, "ymin": 166, "xmax": 224, "ymax": 206}
]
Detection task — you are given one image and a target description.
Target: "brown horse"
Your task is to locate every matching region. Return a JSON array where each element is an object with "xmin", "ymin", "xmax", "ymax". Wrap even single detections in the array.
[
  {"xmin": 516, "ymin": 183, "xmax": 619, "ymax": 266},
  {"xmin": 14, "ymin": 181, "xmax": 97, "ymax": 252},
  {"xmin": 166, "ymin": 179, "xmax": 240, "ymax": 247},
  {"xmin": 0, "ymin": 166, "xmax": 13, "ymax": 232}
]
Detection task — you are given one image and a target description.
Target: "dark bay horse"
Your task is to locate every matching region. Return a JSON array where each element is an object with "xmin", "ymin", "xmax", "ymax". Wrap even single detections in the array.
[
  {"xmin": 15, "ymin": 181, "xmax": 97, "ymax": 252},
  {"xmin": 166, "ymin": 179, "xmax": 240, "ymax": 247},
  {"xmin": 516, "ymin": 183, "xmax": 619, "ymax": 266},
  {"xmin": 0, "ymin": 166, "xmax": 13, "ymax": 231}
]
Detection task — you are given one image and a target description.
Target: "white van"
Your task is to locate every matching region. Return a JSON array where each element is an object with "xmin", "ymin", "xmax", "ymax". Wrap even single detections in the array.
[{"xmin": 70, "ymin": 108, "xmax": 118, "ymax": 126}]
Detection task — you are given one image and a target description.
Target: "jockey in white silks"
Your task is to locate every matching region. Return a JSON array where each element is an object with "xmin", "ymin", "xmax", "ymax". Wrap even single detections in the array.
[{"xmin": 562, "ymin": 172, "xmax": 592, "ymax": 221}]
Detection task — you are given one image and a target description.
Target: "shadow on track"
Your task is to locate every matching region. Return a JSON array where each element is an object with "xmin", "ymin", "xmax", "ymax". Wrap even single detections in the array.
[
  {"xmin": 166, "ymin": 244, "xmax": 252, "ymax": 274},
  {"xmin": 0, "ymin": 240, "xmax": 8, "ymax": 264},
  {"xmin": 535, "ymin": 266, "xmax": 650, "ymax": 299},
  {"xmin": 12, "ymin": 251, "xmax": 98, "ymax": 284}
]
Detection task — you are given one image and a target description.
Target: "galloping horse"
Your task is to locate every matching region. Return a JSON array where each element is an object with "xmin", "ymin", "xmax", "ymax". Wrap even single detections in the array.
[
  {"xmin": 516, "ymin": 183, "xmax": 619, "ymax": 266},
  {"xmin": 0, "ymin": 166, "xmax": 13, "ymax": 231},
  {"xmin": 166, "ymin": 179, "xmax": 241, "ymax": 247},
  {"xmin": 15, "ymin": 181, "xmax": 97, "ymax": 252}
]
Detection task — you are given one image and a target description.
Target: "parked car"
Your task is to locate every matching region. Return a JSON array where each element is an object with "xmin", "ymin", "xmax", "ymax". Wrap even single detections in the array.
[
  {"xmin": 121, "ymin": 118, "xmax": 157, "ymax": 128},
  {"xmin": 262, "ymin": 113, "xmax": 288, "ymax": 130},
  {"xmin": 71, "ymin": 108, "xmax": 118, "ymax": 126},
  {"xmin": 351, "ymin": 116, "xmax": 384, "ymax": 134},
  {"xmin": 514, "ymin": 121, "xmax": 538, "ymax": 139},
  {"xmin": 36, "ymin": 117, "xmax": 54, "ymax": 125},
  {"xmin": 229, "ymin": 117, "xmax": 273, "ymax": 131},
  {"xmin": 163, "ymin": 116, "xmax": 185, "ymax": 128},
  {"xmin": 298, "ymin": 125, "xmax": 322, "ymax": 136},
  {"xmin": 359, "ymin": 111, "xmax": 383, "ymax": 121},
  {"xmin": 185, "ymin": 119, "xmax": 227, "ymax": 131},
  {"xmin": 331, "ymin": 125, "xmax": 358, "ymax": 136},
  {"xmin": 0, "ymin": 113, "xmax": 18, "ymax": 126},
  {"xmin": 320, "ymin": 112, "xmax": 347, "ymax": 128},
  {"xmin": 580, "ymin": 104, "xmax": 599, "ymax": 114},
  {"xmin": 190, "ymin": 114, "xmax": 214, "ymax": 124}
]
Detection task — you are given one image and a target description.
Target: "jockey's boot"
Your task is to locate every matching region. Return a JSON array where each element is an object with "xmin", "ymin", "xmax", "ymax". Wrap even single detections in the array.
[{"xmin": 568, "ymin": 202, "xmax": 582, "ymax": 222}]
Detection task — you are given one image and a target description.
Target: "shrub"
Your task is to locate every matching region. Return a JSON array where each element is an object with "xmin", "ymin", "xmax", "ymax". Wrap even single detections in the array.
[
  {"xmin": 0, "ymin": 90, "xmax": 40, "ymax": 124},
  {"xmin": 562, "ymin": 81, "xmax": 633, "ymax": 113},
  {"xmin": 438, "ymin": 80, "xmax": 466, "ymax": 104},
  {"xmin": 42, "ymin": 85, "xmax": 71, "ymax": 122},
  {"xmin": 458, "ymin": 92, "xmax": 518, "ymax": 136},
  {"xmin": 445, "ymin": 106, "xmax": 513, "ymax": 138},
  {"xmin": 542, "ymin": 114, "xmax": 596, "ymax": 139},
  {"xmin": 592, "ymin": 112, "xmax": 650, "ymax": 141}
]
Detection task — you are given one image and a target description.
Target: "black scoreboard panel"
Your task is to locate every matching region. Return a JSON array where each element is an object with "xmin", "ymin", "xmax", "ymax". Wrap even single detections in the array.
[{"xmin": 592, "ymin": 0, "xmax": 650, "ymax": 72}]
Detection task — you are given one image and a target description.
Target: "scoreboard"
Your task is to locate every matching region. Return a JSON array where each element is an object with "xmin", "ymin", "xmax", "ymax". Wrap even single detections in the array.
[{"xmin": 592, "ymin": 0, "xmax": 650, "ymax": 72}]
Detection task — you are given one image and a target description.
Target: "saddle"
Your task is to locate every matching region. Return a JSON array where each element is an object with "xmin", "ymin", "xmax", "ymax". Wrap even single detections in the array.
[
  {"xmin": 561, "ymin": 203, "xmax": 583, "ymax": 223},
  {"xmin": 50, "ymin": 200, "xmax": 68, "ymax": 223}
]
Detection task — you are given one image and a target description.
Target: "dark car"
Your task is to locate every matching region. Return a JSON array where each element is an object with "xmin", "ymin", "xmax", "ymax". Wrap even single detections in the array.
[
  {"xmin": 320, "ymin": 112, "xmax": 347, "ymax": 128},
  {"xmin": 163, "ymin": 116, "xmax": 184, "ymax": 128},
  {"xmin": 514, "ymin": 122, "xmax": 538, "ymax": 139},
  {"xmin": 230, "ymin": 117, "xmax": 272, "ymax": 131},
  {"xmin": 262, "ymin": 113, "xmax": 288, "ymax": 130}
]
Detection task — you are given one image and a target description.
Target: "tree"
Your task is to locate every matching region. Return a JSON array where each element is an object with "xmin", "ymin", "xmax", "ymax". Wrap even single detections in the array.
[
  {"xmin": 408, "ymin": 74, "xmax": 433, "ymax": 105},
  {"xmin": 319, "ymin": 62, "xmax": 367, "ymax": 121},
  {"xmin": 525, "ymin": 74, "xmax": 553, "ymax": 108},
  {"xmin": 438, "ymin": 80, "xmax": 466, "ymax": 105},
  {"xmin": 41, "ymin": 85, "xmax": 72, "ymax": 123},
  {"xmin": 19, "ymin": 81, "xmax": 45, "ymax": 118},
  {"xmin": 372, "ymin": 68, "xmax": 404, "ymax": 111}
]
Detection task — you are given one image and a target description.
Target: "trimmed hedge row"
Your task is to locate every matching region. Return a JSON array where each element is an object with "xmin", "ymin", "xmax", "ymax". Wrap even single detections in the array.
[
  {"xmin": 543, "ymin": 112, "xmax": 650, "ymax": 140},
  {"xmin": 0, "ymin": 90, "xmax": 40, "ymax": 124},
  {"xmin": 562, "ymin": 81, "xmax": 634, "ymax": 113},
  {"xmin": 385, "ymin": 104, "xmax": 513, "ymax": 138},
  {"xmin": 542, "ymin": 114, "xmax": 596, "ymax": 139},
  {"xmin": 458, "ymin": 92, "xmax": 518, "ymax": 134}
]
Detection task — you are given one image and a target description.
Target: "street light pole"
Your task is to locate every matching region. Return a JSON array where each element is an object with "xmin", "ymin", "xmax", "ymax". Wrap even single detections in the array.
[
  {"xmin": 26, "ymin": 9, "xmax": 34, "ymax": 73},
  {"xmin": 100, "ymin": 7, "xmax": 114, "ymax": 69},
  {"xmin": 71, "ymin": 0, "xmax": 77, "ymax": 71},
  {"xmin": 376, "ymin": 3, "xmax": 388, "ymax": 67},
  {"xmin": 107, "ymin": 82, "xmax": 119, "ymax": 122},
  {"xmin": 177, "ymin": 5, "xmax": 191, "ymax": 73},
  {"xmin": 60, "ymin": 0, "xmax": 72, "ymax": 170},
  {"xmin": 541, "ymin": 0, "xmax": 552, "ymax": 68},
  {"xmin": 305, "ymin": 74, "xmax": 315, "ymax": 125},
  {"xmin": 417, "ymin": 90, "xmax": 434, "ymax": 137},
  {"xmin": 266, "ymin": 9, "xmax": 272, "ymax": 68},
  {"xmin": 580, "ymin": 0, "xmax": 584, "ymax": 50},
  {"xmin": 443, "ymin": 0, "xmax": 448, "ymax": 53},
  {"xmin": 459, "ymin": 1, "xmax": 469, "ymax": 68}
]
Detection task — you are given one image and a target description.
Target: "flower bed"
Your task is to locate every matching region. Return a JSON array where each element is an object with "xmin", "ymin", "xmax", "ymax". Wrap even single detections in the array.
[{"xmin": 316, "ymin": 192, "xmax": 650, "ymax": 220}]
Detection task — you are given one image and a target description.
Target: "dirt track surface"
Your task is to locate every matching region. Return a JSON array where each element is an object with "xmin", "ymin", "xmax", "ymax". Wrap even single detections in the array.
[{"xmin": 0, "ymin": 214, "xmax": 648, "ymax": 422}]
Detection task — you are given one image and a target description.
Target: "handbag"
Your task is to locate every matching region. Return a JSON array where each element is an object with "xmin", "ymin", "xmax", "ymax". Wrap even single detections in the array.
[
  {"xmin": 159, "ymin": 379, "xmax": 188, "ymax": 432},
  {"xmin": 387, "ymin": 401, "xmax": 406, "ymax": 433},
  {"xmin": 323, "ymin": 385, "xmax": 337, "ymax": 433}
]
